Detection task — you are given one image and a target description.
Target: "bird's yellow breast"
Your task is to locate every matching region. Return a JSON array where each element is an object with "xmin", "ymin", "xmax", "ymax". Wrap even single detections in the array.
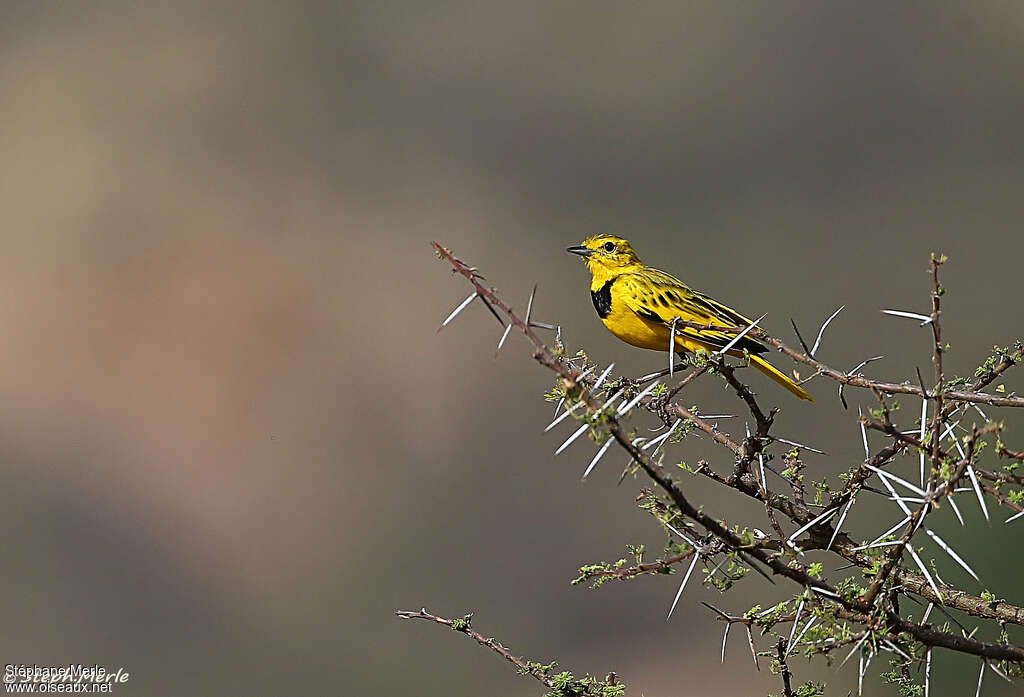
[{"xmin": 601, "ymin": 294, "xmax": 667, "ymax": 350}]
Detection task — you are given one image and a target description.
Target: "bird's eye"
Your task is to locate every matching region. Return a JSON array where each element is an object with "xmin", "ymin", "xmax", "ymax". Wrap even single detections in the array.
[{"xmin": 603, "ymin": 241, "xmax": 615, "ymax": 252}]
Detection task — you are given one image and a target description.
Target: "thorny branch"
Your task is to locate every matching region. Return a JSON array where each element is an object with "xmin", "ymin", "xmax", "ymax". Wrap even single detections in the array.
[
  {"xmin": 396, "ymin": 609, "xmax": 625, "ymax": 695},
  {"xmin": 395, "ymin": 609, "xmax": 557, "ymax": 689},
  {"xmin": 648, "ymin": 319, "xmax": 1024, "ymax": 408},
  {"xmin": 410, "ymin": 242, "xmax": 1024, "ymax": 696}
]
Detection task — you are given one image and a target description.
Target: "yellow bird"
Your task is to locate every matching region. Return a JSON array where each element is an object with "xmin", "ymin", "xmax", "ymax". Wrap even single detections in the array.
[{"xmin": 567, "ymin": 234, "xmax": 813, "ymax": 401}]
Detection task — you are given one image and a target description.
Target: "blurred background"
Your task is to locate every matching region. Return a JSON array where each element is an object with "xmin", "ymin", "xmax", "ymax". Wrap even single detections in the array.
[{"xmin": 2, "ymin": 1, "xmax": 1023, "ymax": 695}]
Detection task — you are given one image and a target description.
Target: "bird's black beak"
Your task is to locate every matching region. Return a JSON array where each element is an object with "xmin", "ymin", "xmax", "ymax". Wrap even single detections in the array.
[{"xmin": 566, "ymin": 245, "xmax": 594, "ymax": 257}]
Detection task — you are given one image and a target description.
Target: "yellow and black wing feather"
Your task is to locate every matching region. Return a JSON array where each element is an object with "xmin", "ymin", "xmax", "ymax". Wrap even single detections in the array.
[{"xmin": 617, "ymin": 269, "xmax": 768, "ymax": 354}]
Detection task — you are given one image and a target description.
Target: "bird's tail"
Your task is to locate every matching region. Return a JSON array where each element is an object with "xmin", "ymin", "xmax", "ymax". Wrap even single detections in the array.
[{"xmin": 749, "ymin": 355, "xmax": 814, "ymax": 402}]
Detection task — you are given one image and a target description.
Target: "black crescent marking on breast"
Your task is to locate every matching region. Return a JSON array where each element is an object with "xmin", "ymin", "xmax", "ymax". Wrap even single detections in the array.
[{"xmin": 591, "ymin": 278, "xmax": 615, "ymax": 319}]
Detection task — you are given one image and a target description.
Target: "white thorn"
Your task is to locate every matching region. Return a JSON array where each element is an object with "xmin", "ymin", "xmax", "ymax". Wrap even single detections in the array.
[
  {"xmin": 775, "ymin": 436, "xmax": 826, "ymax": 454},
  {"xmin": 582, "ymin": 438, "xmax": 615, "ymax": 480},
  {"xmin": 923, "ymin": 526, "xmax": 980, "ymax": 581},
  {"xmin": 592, "ymin": 363, "xmax": 615, "ymax": 391},
  {"xmin": 702, "ymin": 557, "xmax": 730, "ymax": 585},
  {"xmin": 545, "ymin": 367, "xmax": 599, "ymax": 429},
  {"xmin": 525, "ymin": 285, "xmax": 536, "ymax": 325},
  {"xmin": 666, "ymin": 553, "xmax": 700, "ymax": 620},
  {"xmin": 496, "ymin": 323, "xmax": 514, "ymax": 351},
  {"xmin": 720, "ymin": 622, "xmax": 731, "ymax": 663},
  {"xmin": 745, "ymin": 625, "xmax": 759, "ymax": 671},
  {"xmin": 715, "ymin": 313, "xmax": 766, "ymax": 357},
  {"xmin": 644, "ymin": 418, "xmax": 681, "ymax": 457},
  {"xmin": 441, "ymin": 292, "xmax": 478, "ymax": 327},
  {"xmin": 788, "ymin": 507, "xmax": 840, "ymax": 546},
  {"xmin": 907, "ymin": 544, "xmax": 943, "ymax": 601},
  {"xmin": 545, "ymin": 401, "xmax": 585, "ymax": 432},
  {"xmin": 789, "ymin": 616, "xmax": 818, "ymax": 655},
  {"xmin": 987, "ymin": 659, "xmax": 1013, "ymax": 683},
  {"xmin": 859, "ymin": 408, "xmax": 870, "ymax": 459},
  {"xmin": 863, "ymin": 650, "xmax": 874, "ymax": 687},
  {"xmin": 966, "ymin": 465, "xmax": 990, "ymax": 523},
  {"xmin": 873, "ymin": 469, "xmax": 914, "ymax": 517},
  {"xmin": 840, "ymin": 632, "xmax": 869, "ymax": 669},
  {"xmin": 925, "ymin": 648, "xmax": 931, "ymax": 697},
  {"xmin": 827, "ymin": 500, "xmax": 852, "ymax": 552},
  {"xmin": 1004, "ymin": 509, "xmax": 1024, "ymax": 524},
  {"xmin": 880, "ymin": 639, "xmax": 912, "ymax": 662},
  {"xmin": 939, "ymin": 419, "xmax": 960, "ymax": 443},
  {"xmin": 811, "ymin": 305, "xmax": 844, "ymax": 357},
  {"xmin": 864, "ymin": 464, "xmax": 927, "ymax": 497},
  {"xmin": 848, "ymin": 355, "xmax": 886, "ymax": 376},
  {"xmin": 665, "ymin": 522, "xmax": 699, "ymax": 550},
  {"xmin": 948, "ymin": 494, "xmax": 966, "ymax": 526},
  {"xmin": 863, "ymin": 516, "xmax": 911, "ymax": 548},
  {"xmin": 809, "ymin": 585, "xmax": 841, "ymax": 599},
  {"xmin": 599, "ymin": 388, "xmax": 627, "ymax": 412},
  {"xmin": 952, "ymin": 433, "xmax": 967, "ymax": 460},
  {"xmin": 617, "ymin": 381, "xmax": 660, "ymax": 415},
  {"xmin": 787, "ymin": 596, "xmax": 805, "ymax": 655},
  {"xmin": 881, "ymin": 309, "xmax": 933, "ymax": 324},
  {"xmin": 555, "ymin": 423, "xmax": 590, "ymax": 455}
]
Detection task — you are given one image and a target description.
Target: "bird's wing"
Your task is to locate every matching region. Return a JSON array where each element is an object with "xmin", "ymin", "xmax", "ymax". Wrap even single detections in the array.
[{"xmin": 619, "ymin": 269, "xmax": 768, "ymax": 354}]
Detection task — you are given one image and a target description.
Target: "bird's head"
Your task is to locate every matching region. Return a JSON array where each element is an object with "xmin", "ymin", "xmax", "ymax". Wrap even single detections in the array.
[{"xmin": 567, "ymin": 235, "xmax": 643, "ymax": 279}]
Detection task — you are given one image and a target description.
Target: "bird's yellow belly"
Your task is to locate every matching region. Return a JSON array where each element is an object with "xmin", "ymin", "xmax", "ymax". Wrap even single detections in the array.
[{"xmin": 601, "ymin": 301, "xmax": 709, "ymax": 354}]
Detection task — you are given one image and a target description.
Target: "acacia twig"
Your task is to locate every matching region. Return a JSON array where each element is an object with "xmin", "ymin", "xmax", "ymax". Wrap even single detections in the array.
[{"xmin": 395, "ymin": 609, "xmax": 555, "ymax": 689}]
